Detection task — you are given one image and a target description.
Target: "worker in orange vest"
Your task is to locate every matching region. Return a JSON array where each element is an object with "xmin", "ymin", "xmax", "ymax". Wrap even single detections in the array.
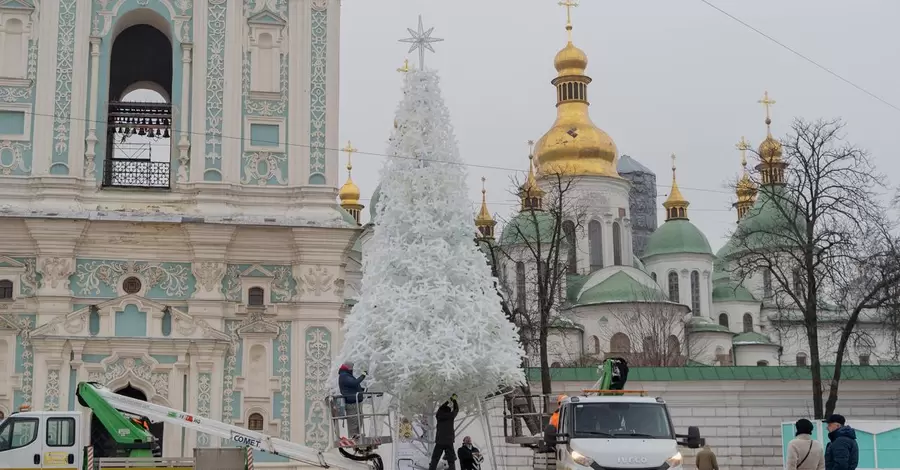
[{"xmin": 548, "ymin": 394, "xmax": 568, "ymax": 429}]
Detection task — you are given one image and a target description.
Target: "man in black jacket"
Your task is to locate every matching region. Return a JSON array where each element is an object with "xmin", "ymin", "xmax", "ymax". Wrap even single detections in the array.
[
  {"xmin": 457, "ymin": 436, "xmax": 482, "ymax": 470},
  {"xmin": 428, "ymin": 394, "xmax": 459, "ymax": 470}
]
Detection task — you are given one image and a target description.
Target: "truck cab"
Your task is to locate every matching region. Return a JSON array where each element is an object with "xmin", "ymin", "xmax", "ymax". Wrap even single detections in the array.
[
  {"xmin": 0, "ymin": 411, "xmax": 82, "ymax": 470},
  {"xmin": 543, "ymin": 395, "xmax": 702, "ymax": 470}
]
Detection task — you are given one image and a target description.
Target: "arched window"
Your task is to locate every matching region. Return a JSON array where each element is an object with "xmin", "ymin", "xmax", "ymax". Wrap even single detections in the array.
[
  {"xmin": 562, "ymin": 221, "xmax": 577, "ymax": 274},
  {"xmin": 796, "ymin": 352, "xmax": 808, "ymax": 366},
  {"xmin": 762, "ymin": 269, "xmax": 772, "ymax": 298},
  {"xmin": 756, "ymin": 360, "xmax": 769, "ymax": 366},
  {"xmin": 515, "ymin": 262, "xmax": 526, "ymax": 310},
  {"xmin": 667, "ymin": 335, "xmax": 681, "ymax": 357},
  {"xmin": 718, "ymin": 313, "xmax": 729, "ymax": 328},
  {"xmin": 0, "ymin": 280, "xmax": 13, "ymax": 299},
  {"xmin": 248, "ymin": 287, "xmax": 265, "ymax": 306},
  {"xmin": 588, "ymin": 220, "xmax": 603, "ymax": 271},
  {"xmin": 667, "ymin": 272, "xmax": 679, "ymax": 302},
  {"xmin": 690, "ymin": 270, "xmax": 701, "ymax": 315},
  {"xmin": 590, "ymin": 335, "xmax": 600, "ymax": 354},
  {"xmin": 612, "ymin": 222, "xmax": 622, "ymax": 266},
  {"xmin": 642, "ymin": 336, "xmax": 656, "ymax": 355},
  {"xmin": 0, "ymin": 18, "xmax": 26, "ymax": 78},
  {"xmin": 651, "ymin": 272, "xmax": 657, "ymax": 282},
  {"xmin": 248, "ymin": 413, "xmax": 264, "ymax": 431},
  {"xmin": 792, "ymin": 267, "xmax": 803, "ymax": 293},
  {"xmin": 551, "ymin": 362, "xmax": 561, "ymax": 368},
  {"xmin": 742, "ymin": 313, "xmax": 753, "ymax": 333},
  {"xmin": 609, "ymin": 333, "xmax": 630, "ymax": 353}
]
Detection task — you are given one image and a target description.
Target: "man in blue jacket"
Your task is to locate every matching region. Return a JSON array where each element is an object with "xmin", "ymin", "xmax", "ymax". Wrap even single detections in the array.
[
  {"xmin": 824, "ymin": 414, "xmax": 858, "ymax": 470},
  {"xmin": 338, "ymin": 361, "xmax": 367, "ymax": 438}
]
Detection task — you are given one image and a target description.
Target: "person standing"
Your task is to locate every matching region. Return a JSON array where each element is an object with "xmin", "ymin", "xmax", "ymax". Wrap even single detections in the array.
[
  {"xmin": 787, "ymin": 419, "xmax": 825, "ymax": 470},
  {"xmin": 694, "ymin": 444, "xmax": 719, "ymax": 470},
  {"xmin": 337, "ymin": 361, "xmax": 367, "ymax": 438},
  {"xmin": 824, "ymin": 414, "xmax": 858, "ymax": 470},
  {"xmin": 458, "ymin": 436, "xmax": 482, "ymax": 470},
  {"xmin": 429, "ymin": 394, "xmax": 460, "ymax": 470}
]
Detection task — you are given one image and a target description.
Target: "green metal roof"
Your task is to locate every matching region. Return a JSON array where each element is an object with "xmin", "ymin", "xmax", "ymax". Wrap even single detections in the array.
[
  {"xmin": 632, "ymin": 256, "xmax": 648, "ymax": 273},
  {"xmin": 711, "ymin": 278, "xmax": 757, "ymax": 302},
  {"xmin": 575, "ymin": 270, "xmax": 668, "ymax": 306},
  {"xmin": 732, "ymin": 331, "xmax": 777, "ymax": 346},
  {"xmin": 643, "ymin": 219, "xmax": 713, "ymax": 259},
  {"xmin": 498, "ymin": 210, "xmax": 558, "ymax": 246},
  {"xmin": 566, "ymin": 274, "xmax": 589, "ymax": 304},
  {"xmin": 526, "ymin": 365, "xmax": 900, "ymax": 382},
  {"xmin": 717, "ymin": 185, "xmax": 804, "ymax": 260},
  {"xmin": 687, "ymin": 318, "xmax": 733, "ymax": 334}
]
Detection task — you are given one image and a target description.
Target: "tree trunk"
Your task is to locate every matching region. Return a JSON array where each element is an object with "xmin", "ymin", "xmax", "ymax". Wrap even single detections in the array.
[
  {"xmin": 805, "ymin": 310, "xmax": 824, "ymax": 419},
  {"xmin": 539, "ymin": 308, "xmax": 551, "ymax": 395}
]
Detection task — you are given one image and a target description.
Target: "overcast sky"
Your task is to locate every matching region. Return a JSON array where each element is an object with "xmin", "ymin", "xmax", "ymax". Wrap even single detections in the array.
[{"xmin": 338, "ymin": 0, "xmax": 900, "ymax": 252}]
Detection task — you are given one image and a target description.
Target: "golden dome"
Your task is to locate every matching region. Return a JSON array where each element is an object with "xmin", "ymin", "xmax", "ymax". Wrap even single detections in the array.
[
  {"xmin": 758, "ymin": 132, "xmax": 783, "ymax": 163},
  {"xmin": 475, "ymin": 177, "xmax": 497, "ymax": 240},
  {"xmin": 519, "ymin": 152, "xmax": 545, "ymax": 212},
  {"xmin": 554, "ymin": 41, "xmax": 588, "ymax": 77},
  {"xmin": 533, "ymin": 20, "xmax": 619, "ymax": 178},
  {"xmin": 754, "ymin": 92, "xmax": 787, "ymax": 185},
  {"xmin": 662, "ymin": 154, "xmax": 689, "ymax": 221},
  {"xmin": 339, "ymin": 141, "xmax": 364, "ymax": 224}
]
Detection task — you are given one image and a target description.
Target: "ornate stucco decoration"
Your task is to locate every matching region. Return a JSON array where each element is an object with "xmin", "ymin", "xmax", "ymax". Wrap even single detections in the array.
[{"xmin": 85, "ymin": 354, "xmax": 171, "ymax": 401}]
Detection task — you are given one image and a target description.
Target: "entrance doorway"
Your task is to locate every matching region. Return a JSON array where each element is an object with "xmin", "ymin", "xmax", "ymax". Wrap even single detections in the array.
[{"xmin": 89, "ymin": 383, "xmax": 164, "ymax": 457}]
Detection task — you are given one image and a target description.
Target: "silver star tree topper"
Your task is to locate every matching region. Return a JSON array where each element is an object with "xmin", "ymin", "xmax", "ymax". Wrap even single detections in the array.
[{"xmin": 399, "ymin": 15, "xmax": 444, "ymax": 70}]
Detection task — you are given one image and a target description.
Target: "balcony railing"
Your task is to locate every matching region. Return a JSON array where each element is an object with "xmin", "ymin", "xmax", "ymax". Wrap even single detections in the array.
[{"xmin": 103, "ymin": 101, "xmax": 172, "ymax": 189}]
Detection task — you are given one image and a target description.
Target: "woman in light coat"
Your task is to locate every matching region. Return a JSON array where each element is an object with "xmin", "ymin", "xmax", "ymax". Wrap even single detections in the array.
[{"xmin": 787, "ymin": 419, "xmax": 825, "ymax": 470}]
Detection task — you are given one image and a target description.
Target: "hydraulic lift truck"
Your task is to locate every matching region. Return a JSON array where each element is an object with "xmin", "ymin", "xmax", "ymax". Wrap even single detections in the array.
[
  {"xmin": 503, "ymin": 358, "xmax": 704, "ymax": 470},
  {"xmin": 0, "ymin": 382, "xmax": 384, "ymax": 470}
]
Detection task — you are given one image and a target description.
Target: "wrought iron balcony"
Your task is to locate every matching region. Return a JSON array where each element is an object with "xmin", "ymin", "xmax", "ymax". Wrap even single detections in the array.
[{"xmin": 103, "ymin": 101, "xmax": 172, "ymax": 189}]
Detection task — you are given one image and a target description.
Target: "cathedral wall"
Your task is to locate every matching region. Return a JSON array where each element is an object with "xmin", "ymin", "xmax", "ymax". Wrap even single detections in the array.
[
  {"xmin": 643, "ymin": 253, "xmax": 714, "ymax": 317},
  {"xmin": 0, "ymin": 0, "xmax": 343, "ymax": 214},
  {"xmin": 711, "ymin": 300, "xmax": 761, "ymax": 336},
  {"xmin": 772, "ymin": 320, "xmax": 897, "ymax": 366},
  {"xmin": 567, "ymin": 176, "xmax": 633, "ymax": 272},
  {"xmin": 0, "ymin": 216, "xmax": 357, "ymax": 459}
]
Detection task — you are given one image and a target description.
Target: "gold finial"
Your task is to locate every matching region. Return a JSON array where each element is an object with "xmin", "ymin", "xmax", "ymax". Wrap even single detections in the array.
[
  {"xmin": 736, "ymin": 135, "xmax": 751, "ymax": 168},
  {"xmin": 338, "ymin": 140, "xmax": 363, "ymax": 223},
  {"xmin": 520, "ymin": 143, "xmax": 545, "ymax": 212},
  {"xmin": 527, "ymin": 139, "xmax": 535, "ymax": 156},
  {"xmin": 476, "ymin": 176, "xmax": 496, "ymax": 239},
  {"xmin": 558, "ymin": 0, "xmax": 578, "ymax": 40},
  {"xmin": 758, "ymin": 91, "xmax": 776, "ymax": 131},
  {"xmin": 662, "ymin": 153, "xmax": 689, "ymax": 221},
  {"xmin": 397, "ymin": 58, "xmax": 409, "ymax": 73}
]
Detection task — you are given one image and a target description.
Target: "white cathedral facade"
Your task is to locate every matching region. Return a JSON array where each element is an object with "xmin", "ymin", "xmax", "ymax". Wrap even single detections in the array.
[{"xmin": 0, "ymin": 0, "xmax": 355, "ymax": 460}]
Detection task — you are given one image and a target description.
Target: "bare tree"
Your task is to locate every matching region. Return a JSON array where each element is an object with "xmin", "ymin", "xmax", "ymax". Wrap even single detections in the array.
[
  {"xmin": 722, "ymin": 118, "xmax": 900, "ymax": 418},
  {"xmin": 588, "ymin": 288, "xmax": 711, "ymax": 367}
]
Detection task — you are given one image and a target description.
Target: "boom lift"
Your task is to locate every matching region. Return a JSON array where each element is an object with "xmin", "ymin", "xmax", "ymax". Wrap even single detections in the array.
[{"xmin": 0, "ymin": 382, "xmax": 382, "ymax": 470}]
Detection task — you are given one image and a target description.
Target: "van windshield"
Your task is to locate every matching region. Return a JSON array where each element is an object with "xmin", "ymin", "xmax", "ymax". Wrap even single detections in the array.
[{"xmin": 571, "ymin": 402, "xmax": 674, "ymax": 439}]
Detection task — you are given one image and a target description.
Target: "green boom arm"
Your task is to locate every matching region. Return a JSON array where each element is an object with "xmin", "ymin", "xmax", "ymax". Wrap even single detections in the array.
[{"xmin": 76, "ymin": 382, "xmax": 157, "ymax": 457}]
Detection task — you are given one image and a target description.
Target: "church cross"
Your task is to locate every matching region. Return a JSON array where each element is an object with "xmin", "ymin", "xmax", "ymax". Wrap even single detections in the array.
[
  {"xmin": 558, "ymin": 0, "xmax": 578, "ymax": 38},
  {"xmin": 758, "ymin": 91, "xmax": 776, "ymax": 121},
  {"xmin": 342, "ymin": 141, "xmax": 357, "ymax": 170},
  {"xmin": 736, "ymin": 136, "xmax": 751, "ymax": 167}
]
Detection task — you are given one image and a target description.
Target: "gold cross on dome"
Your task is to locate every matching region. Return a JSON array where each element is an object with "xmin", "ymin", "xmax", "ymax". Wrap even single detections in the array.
[
  {"xmin": 481, "ymin": 176, "xmax": 487, "ymax": 193},
  {"xmin": 736, "ymin": 136, "xmax": 751, "ymax": 166},
  {"xmin": 670, "ymin": 153, "xmax": 677, "ymax": 173},
  {"xmin": 527, "ymin": 140, "xmax": 535, "ymax": 156},
  {"xmin": 341, "ymin": 140, "xmax": 357, "ymax": 169},
  {"xmin": 558, "ymin": 0, "xmax": 578, "ymax": 38},
  {"xmin": 758, "ymin": 91, "xmax": 776, "ymax": 121}
]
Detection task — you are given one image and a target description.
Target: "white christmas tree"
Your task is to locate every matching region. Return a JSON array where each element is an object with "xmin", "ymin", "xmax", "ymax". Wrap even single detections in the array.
[{"xmin": 337, "ymin": 69, "xmax": 525, "ymax": 413}]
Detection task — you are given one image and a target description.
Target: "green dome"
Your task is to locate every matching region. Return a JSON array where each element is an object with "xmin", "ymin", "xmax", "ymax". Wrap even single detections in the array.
[
  {"xmin": 632, "ymin": 256, "xmax": 648, "ymax": 273},
  {"xmin": 369, "ymin": 184, "xmax": 382, "ymax": 222},
  {"xmin": 711, "ymin": 277, "xmax": 757, "ymax": 302},
  {"xmin": 575, "ymin": 269, "xmax": 669, "ymax": 306},
  {"xmin": 717, "ymin": 185, "xmax": 803, "ymax": 260},
  {"xmin": 643, "ymin": 219, "xmax": 713, "ymax": 259},
  {"xmin": 498, "ymin": 211, "xmax": 558, "ymax": 246},
  {"xmin": 687, "ymin": 317, "xmax": 733, "ymax": 334},
  {"xmin": 732, "ymin": 331, "xmax": 777, "ymax": 346}
]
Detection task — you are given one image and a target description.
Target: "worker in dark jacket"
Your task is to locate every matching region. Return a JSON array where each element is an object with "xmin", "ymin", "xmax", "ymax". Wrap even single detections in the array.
[
  {"xmin": 338, "ymin": 362, "xmax": 367, "ymax": 438},
  {"xmin": 457, "ymin": 436, "xmax": 482, "ymax": 470},
  {"xmin": 428, "ymin": 394, "xmax": 459, "ymax": 470},
  {"xmin": 824, "ymin": 414, "xmax": 859, "ymax": 470}
]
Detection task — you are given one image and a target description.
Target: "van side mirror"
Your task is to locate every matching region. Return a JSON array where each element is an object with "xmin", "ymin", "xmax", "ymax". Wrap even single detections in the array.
[{"xmin": 676, "ymin": 426, "xmax": 703, "ymax": 449}]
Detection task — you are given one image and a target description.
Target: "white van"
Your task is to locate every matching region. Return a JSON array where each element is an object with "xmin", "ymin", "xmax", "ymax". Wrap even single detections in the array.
[{"xmin": 543, "ymin": 395, "xmax": 702, "ymax": 470}]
